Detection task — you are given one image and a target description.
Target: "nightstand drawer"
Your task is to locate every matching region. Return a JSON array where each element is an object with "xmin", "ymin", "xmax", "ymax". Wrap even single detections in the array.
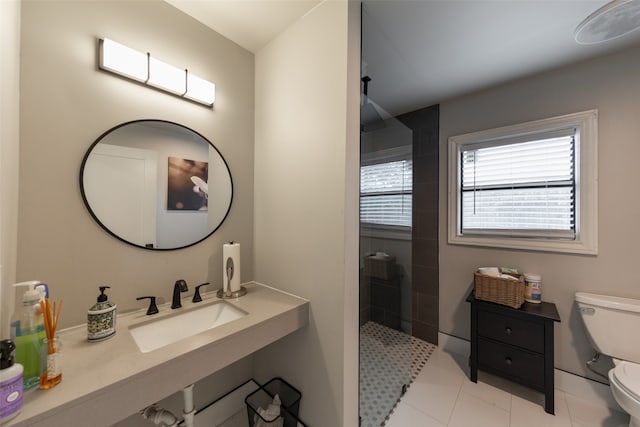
[
  {"xmin": 478, "ymin": 338, "xmax": 545, "ymax": 388},
  {"xmin": 478, "ymin": 309, "xmax": 544, "ymax": 353}
]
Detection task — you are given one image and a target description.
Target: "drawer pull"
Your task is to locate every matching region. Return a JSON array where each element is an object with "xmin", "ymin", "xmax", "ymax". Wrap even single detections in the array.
[
  {"xmin": 505, "ymin": 357, "xmax": 513, "ymax": 366},
  {"xmin": 505, "ymin": 327, "xmax": 512, "ymax": 335}
]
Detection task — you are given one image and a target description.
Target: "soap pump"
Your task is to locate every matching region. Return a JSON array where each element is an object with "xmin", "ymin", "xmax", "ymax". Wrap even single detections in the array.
[
  {"xmin": 10, "ymin": 281, "xmax": 47, "ymax": 390},
  {"xmin": 87, "ymin": 286, "xmax": 117, "ymax": 342}
]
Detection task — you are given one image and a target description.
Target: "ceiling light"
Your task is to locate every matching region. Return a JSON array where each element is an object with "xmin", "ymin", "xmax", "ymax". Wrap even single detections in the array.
[
  {"xmin": 575, "ymin": 0, "xmax": 640, "ymax": 45},
  {"xmin": 99, "ymin": 38, "xmax": 147, "ymax": 82},
  {"xmin": 186, "ymin": 73, "xmax": 216, "ymax": 106},
  {"xmin": 98, "ymin": 38, "xmax": 215, "ymax": 107},
  {"xmin": 148, "ymin": 57, "xmax": 186, "ymax": 95}
]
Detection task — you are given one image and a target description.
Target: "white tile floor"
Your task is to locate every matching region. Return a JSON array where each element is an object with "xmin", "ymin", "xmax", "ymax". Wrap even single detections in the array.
[{"xmin": 386, "ymin": 347, "xmax": 631, "ymax": 427}]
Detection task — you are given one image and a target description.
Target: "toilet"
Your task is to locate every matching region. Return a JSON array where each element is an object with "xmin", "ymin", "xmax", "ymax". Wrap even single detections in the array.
[{"xmin": 576, "ymin": 292, "xmax": 640, "ymax": 427}]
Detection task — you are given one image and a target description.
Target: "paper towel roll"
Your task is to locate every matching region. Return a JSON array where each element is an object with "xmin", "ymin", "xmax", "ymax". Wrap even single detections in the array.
[{"xmin": 223, "ymin": 242, "xmax": 241, "ymax": 293}]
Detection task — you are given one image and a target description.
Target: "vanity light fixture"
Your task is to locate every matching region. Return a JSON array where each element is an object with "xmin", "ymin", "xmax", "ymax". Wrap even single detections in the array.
[{"xmin": 98, "ymin": 38, "xmax": 215, "ymax": 107}]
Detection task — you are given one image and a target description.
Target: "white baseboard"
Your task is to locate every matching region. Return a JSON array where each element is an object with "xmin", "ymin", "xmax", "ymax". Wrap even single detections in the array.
[
  {"xmin": 555, "ymin": 368, "xmax": 622, "ymax": 412},
  {"xmin": 196, "ymin": 380, "xmax": 259, "ymax": 425},
  {"xmin": 437, "ymin": 332, "xmax": 621, "ymax": 412},
  {"xmin": 438, "ymin": 331, "xmax": 469, "ymax": 357}
]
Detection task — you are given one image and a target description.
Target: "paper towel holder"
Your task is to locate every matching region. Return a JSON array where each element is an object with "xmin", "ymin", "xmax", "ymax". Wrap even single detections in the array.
[
  {"xmin": 216, "ymin": 286, "xmax": 247, "ymax": 299},
  {"xmin": 218, "ymin": 240, "xmax": 246, "ymax": 298}
]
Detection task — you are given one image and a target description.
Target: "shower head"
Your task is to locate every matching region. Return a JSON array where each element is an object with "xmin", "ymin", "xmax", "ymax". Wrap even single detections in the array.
[
  {"xmin": 361, "ymin": 75, "xmax": 386, "ymax": 133},
  {"xmin": 574, "ymin": 0, "xmax": 640, "ymax": 45}
]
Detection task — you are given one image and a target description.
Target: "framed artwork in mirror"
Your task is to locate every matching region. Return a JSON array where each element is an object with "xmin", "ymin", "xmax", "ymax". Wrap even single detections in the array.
[{"xmin": 167, "ymin": 156, "xmax": 209, "ymax": 211}]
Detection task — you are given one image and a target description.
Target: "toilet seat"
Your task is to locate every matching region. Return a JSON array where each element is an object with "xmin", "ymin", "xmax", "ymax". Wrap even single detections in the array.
[{"xmin": 612, "ymin": 361, "xmax": 640, "ymax": 401}]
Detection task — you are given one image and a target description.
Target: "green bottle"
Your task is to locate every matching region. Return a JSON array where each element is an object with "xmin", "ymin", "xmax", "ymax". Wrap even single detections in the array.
[{"xmin": 10, "ymin": 281, "xmax": 47, "ymax": 390}]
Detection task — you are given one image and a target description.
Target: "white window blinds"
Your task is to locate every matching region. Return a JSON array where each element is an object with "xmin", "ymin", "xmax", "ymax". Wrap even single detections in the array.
[
  {"xmin": 460, "ymin": 131, "xmax": 576, "ymax": 239},
  {"xmin": 360, "ymin": 160, "xmax": 412, "ymax": 227}
]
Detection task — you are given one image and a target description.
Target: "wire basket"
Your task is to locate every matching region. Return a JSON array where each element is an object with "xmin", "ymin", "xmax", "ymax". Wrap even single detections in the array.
[
  {"xmin": 474, "ymin": 272, "xmax": 525, "ymax": 309},
  {"xmin": 245, "ymin": 377, "xmax": 305, "ymax": 427}
]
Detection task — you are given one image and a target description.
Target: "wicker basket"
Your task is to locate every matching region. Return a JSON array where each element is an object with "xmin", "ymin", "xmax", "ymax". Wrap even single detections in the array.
[
  {"xmin": 364, "ymin": 255, "xmax": 396, "ymax": 280},
  {"xmin": 474, "ymin": 272, "xmax": 525, "ymax": 309}
]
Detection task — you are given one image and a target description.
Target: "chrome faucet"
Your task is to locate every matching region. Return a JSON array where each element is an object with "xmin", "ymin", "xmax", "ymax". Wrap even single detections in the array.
[{"xmin": 171, "ymin": 279, "xmax": 188, "ymax": 309}]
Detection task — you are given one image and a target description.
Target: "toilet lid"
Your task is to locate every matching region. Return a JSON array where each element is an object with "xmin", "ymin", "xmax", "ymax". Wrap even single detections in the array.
[{"xmin": 613, "ymin": 361, "xmax": 640, "ymax": 400}]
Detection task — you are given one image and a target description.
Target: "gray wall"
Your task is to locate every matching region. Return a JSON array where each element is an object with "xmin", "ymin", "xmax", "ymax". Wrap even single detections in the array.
[
  {"xmin": 17, "ymin": 0, "xmax": 255, "ymax": 329},
  {"xmin": 439, "ymin": 45, "xmax": 640, "ymax": 382},
  {"xmin": 252, "ymin": 2, "xmax": 360, "ymax": 425}
]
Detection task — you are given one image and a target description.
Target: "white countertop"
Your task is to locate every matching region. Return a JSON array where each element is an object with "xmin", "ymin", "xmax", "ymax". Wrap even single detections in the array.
[{"xmin": 7, "ymin": 282, "xmax": 309, "ymax": 427}]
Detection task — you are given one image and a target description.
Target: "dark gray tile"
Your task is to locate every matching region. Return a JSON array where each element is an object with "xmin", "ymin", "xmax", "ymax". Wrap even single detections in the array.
[
  {"xmin": 412, "ymin": 265, "xmax": 438, "ymax": 296},
  {"xmin": 412, "ymin": 238, "xmax": 438, "ymax": 268},
  {"xmin": 360, "ymin": 276, "xmax": 371, "ymax": 307},
  {"xmin": 384, "ymin": 312, "xmax": 402, "ymax": 331},
  {"xmin": 412, "ymin": 319, "xmax": 438, "ymax": 344},
  {"xmin": 413, "ymin": 208, "xmax": 438, "ymax": 239},
  {"xmin": 414, "ymin": 292, "xmax": 439, "ymax": 325},
  {"xmin": 371, "ymin": 281, "xmax": 400, "ymax": 313},
  {"xmin": 360, "ymin": 307, "xmax": 370, "ymax": 326},
  {"xmin": 371, "ymin": 307, "xmax": 385, "ymax": 325},
  {"xmin": 397, "ymin": 104, "xmax": 439, "ymax": 132},
  {"xmin": 413, "ymin": 129, "xmax": 439, "ymax": 157},
  {"xmin": 412, "ymin": 182, "xmax": 439, "ymax": 211},
  {"xmin": 413, "ymin": 154, "xmax": 439, "ymax": 184}
]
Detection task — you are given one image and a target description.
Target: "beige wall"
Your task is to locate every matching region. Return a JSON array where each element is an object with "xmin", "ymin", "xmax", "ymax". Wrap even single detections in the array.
[
  {"xmin": 0, "ymin": 0, "xmax": 21, "ymax": 337},
  {"xmin": 17, "ymin": 0, "xmax": 255, "ymax": 329},
  {"xmin": 439, "ymin": 45, "xmax": 640, "ymax": 381},
  {"xmin": 252, "ymin": 1, "xmax": 360, "ymax": 425},
  {"xmin": 15, "ymin": 1, "xmax": 360, "ymax": 424}
]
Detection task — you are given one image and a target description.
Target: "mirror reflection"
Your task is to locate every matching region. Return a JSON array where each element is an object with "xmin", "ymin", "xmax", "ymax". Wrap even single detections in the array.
[{"xmin": 80, "ymin": 120, "xmax": 232, "ymax": 250}]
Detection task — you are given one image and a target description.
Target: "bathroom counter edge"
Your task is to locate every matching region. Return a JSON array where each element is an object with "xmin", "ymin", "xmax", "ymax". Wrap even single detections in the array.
[{"xmin": 6, "ymin": 282, "xmax": 309, "ymax": 427}]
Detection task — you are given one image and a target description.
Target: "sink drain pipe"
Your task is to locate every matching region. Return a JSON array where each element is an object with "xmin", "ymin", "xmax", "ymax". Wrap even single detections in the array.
[
  {"xmin": 141, "ymin": 384, "xmax": 196, "ymax": 427},
  {"xmin": 182, "ymin": 384, "xmax": 195, "ymax": 427},
  {"xmin": 141, "ymin": 405, "xmax": 178, "ymax": 427}
]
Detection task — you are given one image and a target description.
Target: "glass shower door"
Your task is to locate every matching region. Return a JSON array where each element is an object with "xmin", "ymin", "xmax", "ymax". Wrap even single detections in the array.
[{"xmin": 359, "ymin": 90, "xmax": 413, "ymax": 427}]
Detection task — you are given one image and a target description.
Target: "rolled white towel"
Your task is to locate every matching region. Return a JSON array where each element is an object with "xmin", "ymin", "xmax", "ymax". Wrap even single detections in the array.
[{"xmin": 477, "ymin": 267, "xmax": 500, "ymax": 277}]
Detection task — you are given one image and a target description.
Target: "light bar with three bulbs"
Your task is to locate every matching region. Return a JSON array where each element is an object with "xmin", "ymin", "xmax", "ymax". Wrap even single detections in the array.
[{"xmin": 99, "ymin": 38, "xmax": 215, "ymax": 107}]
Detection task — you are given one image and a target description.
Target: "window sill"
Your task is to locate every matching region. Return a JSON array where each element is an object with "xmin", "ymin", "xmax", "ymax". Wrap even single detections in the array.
[
  {"xmin": 360, "ymin": 224, "xmax": 411, "ymax": 241},
  {"xmin": 448, "ymin": 233, "xmax": 597, "ymax": 255}
]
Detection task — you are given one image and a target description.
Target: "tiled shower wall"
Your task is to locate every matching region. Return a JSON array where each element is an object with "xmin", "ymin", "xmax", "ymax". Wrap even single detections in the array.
[{"xmin": 399, "ymin": 104, "xmax": 440, "ymax": 344}]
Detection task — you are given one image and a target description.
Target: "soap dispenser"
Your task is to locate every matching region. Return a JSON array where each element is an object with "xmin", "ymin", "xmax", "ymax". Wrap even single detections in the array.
[
  {"xmin": 10, "ymin": 281, "xmax": 47, "ymax": 390},
  {"xmin": 87, "ymin": 286, "xmax": 117, "ymax": 342}
]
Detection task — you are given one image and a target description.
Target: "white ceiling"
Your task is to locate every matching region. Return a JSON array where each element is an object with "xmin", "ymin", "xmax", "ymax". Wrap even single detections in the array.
[
  {"xmin": 165, "ymin": 0, "xmax": 321, "ymax": 53},
  {"xmin": 167, "ymin": 0, "xmax": 640, "ymax": 116},
  {"xmin": 363, "ymin": 0, "xmax": 640, "ymax": 116}
]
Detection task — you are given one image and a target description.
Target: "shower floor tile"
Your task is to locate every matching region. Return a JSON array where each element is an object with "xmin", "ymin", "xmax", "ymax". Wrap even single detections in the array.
[{"xmin": 360, "ymin": 321, "xmax": 436, "ymax": 427}]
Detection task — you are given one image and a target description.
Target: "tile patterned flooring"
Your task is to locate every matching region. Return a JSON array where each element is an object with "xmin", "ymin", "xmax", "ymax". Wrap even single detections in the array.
[
  {"xmin": 386, "ymin": 347, "xmax": 631, "ymax": 427},
  {"xmin": 360, "ymin": 322, "xmax": 437, "ymax": 427}
]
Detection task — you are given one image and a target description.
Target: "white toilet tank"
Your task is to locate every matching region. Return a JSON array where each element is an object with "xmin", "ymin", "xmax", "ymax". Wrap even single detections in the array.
[{"xmin": 576, "ymin": 292, "xmax": 640, "ymax": 363}]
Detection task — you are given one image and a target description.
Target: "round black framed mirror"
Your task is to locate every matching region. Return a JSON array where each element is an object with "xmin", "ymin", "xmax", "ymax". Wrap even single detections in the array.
[{"xmin": 80, "ymin": 120, "xmax": 233, "ymax": 250}]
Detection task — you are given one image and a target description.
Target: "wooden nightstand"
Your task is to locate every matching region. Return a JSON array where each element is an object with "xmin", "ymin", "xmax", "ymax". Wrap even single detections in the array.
[{"xmin": 466, "ymin": 290, "xmax": 561, "ymax": 414}]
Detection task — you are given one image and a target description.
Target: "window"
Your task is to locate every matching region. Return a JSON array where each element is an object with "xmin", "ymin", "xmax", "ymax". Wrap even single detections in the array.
[
  {"xmin": 448, "ymin": 110, "xmax": 598, "ymax": 254},
  {"xmin": 360, "ymin": 159, "xmax": 412, "ymax": 228}
]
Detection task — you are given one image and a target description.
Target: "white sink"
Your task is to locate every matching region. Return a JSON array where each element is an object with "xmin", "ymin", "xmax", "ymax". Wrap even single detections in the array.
[{"xmin": 129, "ymin": 301, "xmax": 246, "ymax": 353}]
